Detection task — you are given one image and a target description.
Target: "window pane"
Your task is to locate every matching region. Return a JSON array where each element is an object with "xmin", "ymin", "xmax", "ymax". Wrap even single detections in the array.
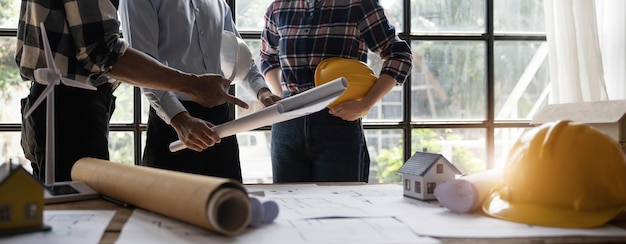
[
  {"xmin": 0, "ymin": 0, "xmax": 20, "ymax": 28},
  {"xmin": 494, "ymin": 0, "xmax": 545, "ymax": 33},
  {"xmin": 238, "ymin": 131, "xmax": 272, "ymax": 184},
  {"xmin": 0, "ymin": 37, "xmax": 29, "ymax": 124},
  {"xmin": 494, "ymin": 41, "xmax": 549, "ymax": 120},
  {"xmin": 410, "ymin": 0, "xmax": 485, "ymax": 33},
  {"xmin": 141, "ymin": 94, "xmax": 150, "ymax": 124},
  {"xmin": 366, "ymin": 129, "xmax": 403, "ymax": 184},
  {"xmin": 109, "ymin": 131, "xmax": 135, "ymax": 165},
  {"xmin": 0, "ymin": 132, "xmax": 31, "ymax": 172},
  {"xmin": 110, "ymin": 84, "xmax": 134, "ymax": 124},
  {"xmin": 494, "ymin": 127, "xmax": 528, "ymax": 168},
  {"xmin": 412, "ymin": 128, "xmax": 486, "ymax": 174},
  {"xmin": 380, "ymin": 0, "xmax": 404, "ymax": 32},
  {"xmin": 411, "ymin": 41, "xmax": 486, "ymax": 121},
  {"xmin": 235, "ymin": 0, "xmax": 274, "ymax": 32}
]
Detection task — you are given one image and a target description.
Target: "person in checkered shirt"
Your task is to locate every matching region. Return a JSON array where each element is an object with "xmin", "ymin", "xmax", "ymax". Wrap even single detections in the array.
[{"xmin": 16, "ymin": 0, "xmax": 248, "ymax": 182}]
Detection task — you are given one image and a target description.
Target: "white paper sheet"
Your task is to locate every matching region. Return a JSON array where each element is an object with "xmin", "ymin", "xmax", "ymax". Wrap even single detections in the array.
[
  {"xmin": 169, "ymin": 77, "xmax": 348, "ymax": 152},
  {"xmin": 396, "ymin": 207, "xmax": 626, "ymax": 238},
  {"xmin": 115, "ymin": 184, "xmax": 626, "ymax": 242},
  {"xmin": 117, "ymin": 209, "xmax": 440, "ymax": 244},
  {"xmin": 0, "ymin": 210, "xmax": 114, "ymax": 244}
]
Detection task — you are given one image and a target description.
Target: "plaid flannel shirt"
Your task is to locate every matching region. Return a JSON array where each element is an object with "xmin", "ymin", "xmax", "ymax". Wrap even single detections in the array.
[
  {"xmin": 260, "ymin": 0, "xmax": 412, "ymax": 92},
  {"xmin": 15, "ymin": 0, "xmax": 128, "ymax": 87}
]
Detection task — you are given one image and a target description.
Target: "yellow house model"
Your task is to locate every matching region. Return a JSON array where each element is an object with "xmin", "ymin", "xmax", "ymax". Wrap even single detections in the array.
[{"xmin": 0, "ymin": 162, "xmax": 50, "ymax": 236}]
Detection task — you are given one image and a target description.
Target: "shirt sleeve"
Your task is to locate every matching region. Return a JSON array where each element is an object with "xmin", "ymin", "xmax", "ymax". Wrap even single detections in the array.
[
  {"xmin": 119, "ymin": 0, "xmax": 186, "ymax": 124},
  {"xmin": 358, "ymin": 0, "xmax": 412, "ymax": 84},
  {"xmin": 64, "ymin": 0, "xmax": 129, "ymax": 78},
  {"xmin": 260, "ymin": 3, "xmax": 282, "ymax": 75}
]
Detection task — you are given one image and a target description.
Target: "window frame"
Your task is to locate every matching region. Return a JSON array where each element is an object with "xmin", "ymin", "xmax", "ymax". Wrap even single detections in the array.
[{"xmin": 0, "ymin": 0, "xmax": 544, "ymax": 177}]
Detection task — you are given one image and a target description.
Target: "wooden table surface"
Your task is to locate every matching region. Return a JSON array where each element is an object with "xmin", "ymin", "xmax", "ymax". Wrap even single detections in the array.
[{"xmin": 45, "ymin": 197, "xmax": 626, "ymax": 244}]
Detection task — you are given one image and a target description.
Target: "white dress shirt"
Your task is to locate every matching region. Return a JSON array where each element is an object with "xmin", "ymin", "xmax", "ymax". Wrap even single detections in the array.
[{"xmin": 119, "ymin": 0, "xmax": 267, "ymax": 123}]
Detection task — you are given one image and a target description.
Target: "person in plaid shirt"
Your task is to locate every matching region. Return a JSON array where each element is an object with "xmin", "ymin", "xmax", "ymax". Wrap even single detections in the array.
[
  {"xmin": 16, "ymin": 0, "xmax": 248, "ymax": 182},
  {"xmin": 260, "ymin": 0, "xmax": 412, "ymax": 183}
]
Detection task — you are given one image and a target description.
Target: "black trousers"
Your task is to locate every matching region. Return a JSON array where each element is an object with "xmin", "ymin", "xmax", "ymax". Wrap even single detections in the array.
[
  {"xmin": 142, "ymin": 101, "xmax": 242, "ymax": 182},
  {"xmin": 21, "ymin": 82, "xmax": 116, "ymax": 183}
]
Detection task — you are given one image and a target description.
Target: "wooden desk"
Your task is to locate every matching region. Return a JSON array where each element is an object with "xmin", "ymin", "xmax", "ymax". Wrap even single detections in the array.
[{"xmin": 45, "ymin": 198, "xmax": 626, "ymax": 244}]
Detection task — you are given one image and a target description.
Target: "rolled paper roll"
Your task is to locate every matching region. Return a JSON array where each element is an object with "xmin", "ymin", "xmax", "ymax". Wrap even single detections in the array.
[
  {"xmin": 71, "ymin": 157, "xmax": 251, "ymax": 236},
  {"xmin": 434, "ymin": 169, "xmax": 502, "ymax": 214},
  {"xmin": 169, "ymin": 77, "xmax": 348, "ymax": 152},
  {"xmin": 248, "ymin": 196, "xmax": 263, "ymax": 227},
  {"xmin": 261, "ymin": 199, "xmax": 279, "ymax": 223},
  {"xmin": 248, "ymin": 195, "xmax": 280, "ymax": 225}
]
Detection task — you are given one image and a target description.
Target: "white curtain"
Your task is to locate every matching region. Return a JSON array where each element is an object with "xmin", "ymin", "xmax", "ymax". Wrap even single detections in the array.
[{"xmin": 544, "ymin": 0, "xmax": 626, "ymax": 103}]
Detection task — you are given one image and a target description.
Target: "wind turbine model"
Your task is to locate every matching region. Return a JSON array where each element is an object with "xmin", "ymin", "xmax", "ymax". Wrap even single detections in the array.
[{"xmin": 23, "ymin": 23, "xmax": 100, "ymax": 203}]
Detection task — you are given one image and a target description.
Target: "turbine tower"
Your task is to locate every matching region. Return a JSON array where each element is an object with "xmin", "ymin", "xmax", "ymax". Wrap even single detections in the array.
[{"xmin": 23, "ymin": 22, "xmax": 100, "ymax": 203}]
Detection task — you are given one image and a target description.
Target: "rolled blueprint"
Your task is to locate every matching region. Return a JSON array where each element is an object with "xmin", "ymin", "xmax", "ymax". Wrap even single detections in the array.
[
  {"xmin": 248, "ymin": 195, "xmax": 279, "ymax": 227},
  {"xmin": 169, "ymin": 77, "xmax": 348, "ymax": 152},
  {"xmin": 434, "ymin": 169, "xmax": 502, "ymax": 214},
  {"xmin": 71, "ymin": 157, "xmax": 251, "ymax": 236}
]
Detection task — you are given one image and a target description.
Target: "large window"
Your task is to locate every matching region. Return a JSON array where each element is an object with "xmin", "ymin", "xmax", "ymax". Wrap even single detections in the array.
[{"xmin": 0, "ymin": 0, "xmax": 547, "ymax": 184}]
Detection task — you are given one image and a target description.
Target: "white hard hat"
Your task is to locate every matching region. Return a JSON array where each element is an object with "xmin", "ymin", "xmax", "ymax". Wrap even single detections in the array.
[{"xmin": 220, "ymin": 31, "xmax": 253, "ymax": 83}]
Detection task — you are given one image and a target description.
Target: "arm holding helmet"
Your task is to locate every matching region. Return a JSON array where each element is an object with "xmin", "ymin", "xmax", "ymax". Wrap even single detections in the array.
[
  {"xmin": 330, "ymin": 0, "xmax": 412, "ymax": 121},
  {"xmin": 329, "ymin": 74, "xmax": 397, "ymax": 121}
]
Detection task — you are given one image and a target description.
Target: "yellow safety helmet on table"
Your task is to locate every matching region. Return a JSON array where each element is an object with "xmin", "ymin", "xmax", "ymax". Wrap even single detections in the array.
[
  {"xmin": 314, "ymin": 57, "xmax": 377, "ymax": 108},
  {"xmin": 483, "ymin": 120, "xmax": 626, "ymax": 228}
]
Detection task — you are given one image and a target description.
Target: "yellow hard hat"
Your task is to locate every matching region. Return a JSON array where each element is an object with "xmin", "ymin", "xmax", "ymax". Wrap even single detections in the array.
[
  {"xmin": 314, "ymin": 57, "xmax": 377, "ymax": 108},
  {"xmin": 483, "ymin": 120, "xmax": 626, "ymax": 228}
]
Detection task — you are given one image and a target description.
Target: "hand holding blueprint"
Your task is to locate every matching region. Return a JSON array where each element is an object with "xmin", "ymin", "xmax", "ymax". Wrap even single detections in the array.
[{"xmin": 169, "ymin": 77, "xmax": 348, "ymax": 152}]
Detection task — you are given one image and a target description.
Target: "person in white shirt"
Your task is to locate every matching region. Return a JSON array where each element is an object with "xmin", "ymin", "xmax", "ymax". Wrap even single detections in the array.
[{"xmin": 120, "ymin": 0, "xmax": 279, "ymax": 181}]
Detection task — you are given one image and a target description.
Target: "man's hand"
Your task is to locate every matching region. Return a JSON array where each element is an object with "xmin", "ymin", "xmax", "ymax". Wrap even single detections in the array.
[
  {"xmin": 257, "ymin": 87, "xmax": 282, "ymax": 107},
  {"xmin": 111, "ymin": 48, "xmax": 249, "ymax": 110},
  {"xmin": 184, "ymin": 74, "xmax": 250, "ymax": 109},
  {"xmin": 170, "ymin": 112, "xmax": 220, "ymax": 152}
]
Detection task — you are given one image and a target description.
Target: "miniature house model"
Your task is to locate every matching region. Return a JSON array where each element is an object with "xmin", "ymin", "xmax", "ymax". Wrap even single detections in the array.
[
  {"xmin": 0, "ymin": 163, "xmax": 50, "ymax": 236},
  {"xmin": 398, "ymin": 151, "xmax": 462, "ymax": 200},
  {"xmin": 530, "ymin": 100, "xmax": 626, "ymax": 154}
]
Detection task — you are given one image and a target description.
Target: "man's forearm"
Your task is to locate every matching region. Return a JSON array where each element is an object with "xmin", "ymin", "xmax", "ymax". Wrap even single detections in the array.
[{"xmin": 110, "ymin": 47, "xmax": 195, "ymax": 93}]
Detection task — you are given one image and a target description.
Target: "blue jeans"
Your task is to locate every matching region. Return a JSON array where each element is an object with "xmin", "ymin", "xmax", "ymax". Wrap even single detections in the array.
[{"xmin": 270, "ymin": 108, "xmax": 370, "ymax": 183}]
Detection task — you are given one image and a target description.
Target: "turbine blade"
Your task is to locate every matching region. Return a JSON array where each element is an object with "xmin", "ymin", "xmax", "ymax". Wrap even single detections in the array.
[
  {"xmin": 39, "ymin": 22, "xmax": 58, "ymax": 72},
  {"xmin": 23, "ymin": 83, "xmax": 55, "ymax": 118},
  {"xmin": 60, "ymin": 77, "xmax": 97, "ymax": 90}
]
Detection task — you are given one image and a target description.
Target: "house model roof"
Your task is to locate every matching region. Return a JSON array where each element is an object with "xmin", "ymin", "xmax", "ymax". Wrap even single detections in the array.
[
  {"xmin": 0, "ymin": 163, "xmax": 42, "ymax": 186},
  {"xmin": 398, "ymin": 151, "xmax": 462, "ymax": 176}
]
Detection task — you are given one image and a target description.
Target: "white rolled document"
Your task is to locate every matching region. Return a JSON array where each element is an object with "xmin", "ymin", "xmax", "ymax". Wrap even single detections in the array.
[
  {"xmin": 169, "ymin": 77, "xmax": 348, "ymax": 152},
  {"xmin": 248, "ymin": 195, "xmax": 280, "ymax": 227},
  {"xmin": 433, "ymin": 169, "xmax": 502, "ymax": 214}
]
